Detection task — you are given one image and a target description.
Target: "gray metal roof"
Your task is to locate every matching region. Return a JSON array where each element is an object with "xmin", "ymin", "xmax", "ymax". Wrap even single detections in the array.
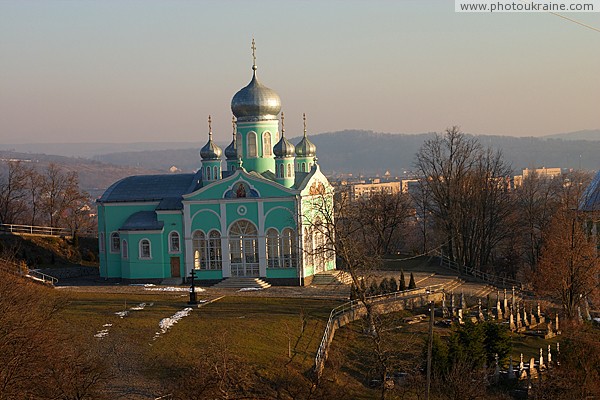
[
  {"xmin": 119, "ymin": 211, "xmax": 164, "ymax": 231},
  {"xmin": 580, "ymin": 170, "xmax": 600, "ymax": 211},
  {"xmin": 99, "ymin": 174, "xmax": 197, "ymax": 203}
]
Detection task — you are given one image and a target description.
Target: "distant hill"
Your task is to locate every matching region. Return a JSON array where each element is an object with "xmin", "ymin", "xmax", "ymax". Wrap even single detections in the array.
[
  {"xmin": 541, "ymin": 129, "xmax": 600, "ymax": 141},
  {"xmin": 0, "ymin": 142, "xmax": 200, "ymax": 158},
  {"xmin": 92, "ymin": 130, "xmax": 600, "ymax": 177},
  {"xmin": 0, "ymin": 151, "xmax": 162, "ymax": 198}
]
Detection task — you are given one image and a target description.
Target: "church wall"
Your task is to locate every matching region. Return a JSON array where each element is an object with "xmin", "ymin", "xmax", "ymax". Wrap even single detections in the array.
[
  {"xmin": 263, "ymin": 204, "xmax": 296, "ymax": 231},
  {"xmin": 98, "ymin": 202, "xmax": 158, "ymax": 278},
  {"xmin": 189, "ymin": 205, "xmax": 221, "ymax": 233},
  {"xmin": 157, "ymin": 212, "xmax": 185, "ymax": 279},
  {"xmin": 120, "ymin": 231, "xmax": 166, "ymax": 279}
]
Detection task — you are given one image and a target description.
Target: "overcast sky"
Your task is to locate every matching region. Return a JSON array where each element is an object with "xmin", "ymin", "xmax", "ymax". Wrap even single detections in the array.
[{"xmin": 1, "ymin": 0, "xmax": 598, "ymax": 144}]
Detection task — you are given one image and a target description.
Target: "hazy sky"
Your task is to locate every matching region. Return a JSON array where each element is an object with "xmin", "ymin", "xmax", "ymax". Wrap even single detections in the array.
[{"xmin": 1, "ymin": 0, "xmax": 598, "ymax": 144}]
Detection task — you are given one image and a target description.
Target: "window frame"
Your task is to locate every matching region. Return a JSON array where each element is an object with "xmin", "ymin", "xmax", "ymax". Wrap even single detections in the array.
[
  {"xmin": 139, "ymin": 239, "xmax": 152, "ymax": 260},
  {"xmin": 263, "ymin": 131, "xmax": 272, "ymax": 156},
  {"xmin": 247, "ymin": 131, "xmax": 257, "ymax": 158},
  {"xmin": 168, "ymin": 231, "xmax": 180, "ymax": 254},
  {"xmin": 110, "ymin": 232, "xmax": 120, "ymax": 254}
]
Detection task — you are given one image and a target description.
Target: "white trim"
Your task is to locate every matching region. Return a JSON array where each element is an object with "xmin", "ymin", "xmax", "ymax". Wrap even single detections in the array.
[
  {"xmin": 155, "ymin": 210, "xmax": 182, "ymax": 215},
  {"xmin": 220, "ymin": 202, "xmax": 230, "ymax": 278},
  {"xmin": 118, "ymin": 229, "xmax": 164, "ymax": 234},
  {"xmin": 263, "ymin": 205, "xmax": 295, "ymax": 224}
]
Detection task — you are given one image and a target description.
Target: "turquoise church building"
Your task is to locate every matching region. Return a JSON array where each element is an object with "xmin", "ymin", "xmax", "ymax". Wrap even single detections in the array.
[{"xmin": 97, "ymin": 44, "xmax": 335, "ymax": 285}]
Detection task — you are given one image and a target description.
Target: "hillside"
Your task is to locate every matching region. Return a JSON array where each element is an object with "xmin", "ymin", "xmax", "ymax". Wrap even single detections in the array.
[
  {"xmin": 541, "ymin": 129, "xmax": 600, "ymax": 141},
  {"xmin": 93, "ymin": 130, "xmax": 600, "ymax": 176},
  {"xmin": 0, "ymin": 151, "xmax": 163, "ymax": 198}
]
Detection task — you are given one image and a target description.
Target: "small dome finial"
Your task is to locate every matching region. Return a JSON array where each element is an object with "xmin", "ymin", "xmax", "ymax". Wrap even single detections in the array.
[
  {"xmin": 251, "ymin": 38, "xmax": 257, "ymax": 71},
  {"xmin": 303, "ymin": 112, "xmax": 307, "ymax": 138},
  {"xmin": 208, "ymin": 115, "xmax": 212, "ymax": 139},
  {"xmin": 281, "ymin": 111, "xmax": 285, "ymax": 137}
]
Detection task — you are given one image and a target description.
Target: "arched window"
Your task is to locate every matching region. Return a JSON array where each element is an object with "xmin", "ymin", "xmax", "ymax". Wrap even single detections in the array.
[
  {"xmin": 213, "ymin": 166, "xmax": 218, "ymax": 180},
  {"xmin": 263, "ymin": 132, "xmax": 272, "ymax": 156},
  {"xmin": 208, "ymin": 230, "xmax": 222, "ymax": 269},
  {"xmin": 206, "ymin": 166, "xmax": 211, "ymax": 180},
  {"xmin": 287, "ymin": 163, "xmax": 292, "ymax": 178},
  {"xmin": 277, "ymin": 164, "xmax": 283, "ymax": 178},
  {"xmin": 281, "ymin": 228, "xmax": 297, "ymax": 268},
  {"xmin": 302, "ymin": 162, "xmax": 306, "ymax": 172},
  {"xmin": 110, "ymin": 232, "xmax": 120, "ymax": 253},
  {"xmin": 122, "ymin": 240, "xmax": 128, "ymax": 259},
  {"xmin": 229, "ymin": 220, "xmax": 259, "ymax": 277},
  {"xmin": 236, "ymin": 133, "xmax": 243, "ymax": 156},
  {"xmin": 139, "ymin": 239, "xmax": 151, "ymax": 259},
  {"xmin": 192, "ymin": 231, "xmax": 206, "ymax": 270},
  {"xmin": 169, "ymin": 231, "xmax": 180, "ymax": 253},
  {"xmin": 247, "ymin": 132, "xmax": 257, "ymax": 157},
  {"xmin": 266, "ymin": 228, "xmax": 280, "ymax": 268},
  {"xmin": 99, "ymin": 232, "xmax": 105, "ymax": 253}
]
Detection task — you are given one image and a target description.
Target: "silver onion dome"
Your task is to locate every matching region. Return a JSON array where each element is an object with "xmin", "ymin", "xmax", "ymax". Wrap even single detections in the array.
[
  {"xmin": 231, "ymin": 71, "xmax": 281, "ymax": 122},
  {"xmin": 200, "ymin": 116, "xmax": 222, "ymax": 160},
  {"xmin": 274, "ymin": 112, "xmax": 295, "ymax": 158},
  {"xmin": 274, "ymin": 136, "xmax": 295, "ymax": 158},
  {"xmin": 295, "ymin": 113, "xmax": 316, "ymax": 157}
]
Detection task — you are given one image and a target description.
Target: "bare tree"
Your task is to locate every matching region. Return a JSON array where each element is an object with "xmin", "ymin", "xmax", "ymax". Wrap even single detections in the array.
[
  {"xmin": 0, "ymin": 160, "xmax": 28, "ymax": 225},
  {"xmin": 535, "ymin": 207, "xmax": 600, "ymax": 319},
  {"xmin": 415, "ymin": 127, "xmax": 513, "ymax": 271}
]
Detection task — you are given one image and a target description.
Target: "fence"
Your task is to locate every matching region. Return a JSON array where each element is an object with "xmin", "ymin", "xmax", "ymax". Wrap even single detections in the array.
[
  {"xmin": 0, "ymin": 258, "xmax": 58, "ymax": 285},
  {"xmin": 0, "ymin": 223, "xmax": 97, "ymax": 238},
  {"xmin": 314, "ymin": 284, "xmax": 445, "ymax": 377},
  {"xmin": 435, "ymin": 251, "xmax": 524, "ymax": 290}
]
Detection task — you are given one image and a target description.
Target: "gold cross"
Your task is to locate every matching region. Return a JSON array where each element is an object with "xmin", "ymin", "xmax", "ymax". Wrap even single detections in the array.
[
  {"xmin": 208, "ymin": 115, "xmax": 212, "ymax": 137},
  {"xmin": 251, "ymin": 38, "xmax": 256, "ymax": 66}
]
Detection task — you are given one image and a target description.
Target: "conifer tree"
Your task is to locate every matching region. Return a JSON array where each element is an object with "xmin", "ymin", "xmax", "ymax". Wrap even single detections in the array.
[
  {"xmin": 389, "ymin": 277, "xmax": 398, "ymax": 293},
  {"xmin": 399, "ymin": 270, "xmax": 406, "ymax": 291},
  {"xmin": 408, "ymin": 272, "xmax": 416, "ymax": 289}
]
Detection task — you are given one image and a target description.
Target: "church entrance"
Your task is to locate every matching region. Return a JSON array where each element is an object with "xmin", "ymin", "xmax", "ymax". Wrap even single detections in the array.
[
  {"xmin": 229, "ymin": 220, "xmax": 259, "ymax": 277},
  {"xmin": 170, "ymin": 257, "xmax": 180, "ymax": 277}
]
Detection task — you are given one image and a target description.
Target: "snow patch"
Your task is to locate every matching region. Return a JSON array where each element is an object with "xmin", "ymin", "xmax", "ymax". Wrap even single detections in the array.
[
  {"xmin": 238, "ymin": 287, "xmax": 262, "ymax": 292},
  {"xmin": 94, "ymin": 329, "xmax": 109, "ymax": 339},
  {"xmin": 153, "ymin": 307, "xmax": 193, "ymax": 339},
  {"xmin": 115, "ymin": 311, "xmax": 129, "ymax": 318},
  {"xmin": 145, "ymin": 286, "xmax": 204, "ymax": 292},
  {"xmin": 130, "ymin": 302, "xmax": 146, "ymax": 311}
]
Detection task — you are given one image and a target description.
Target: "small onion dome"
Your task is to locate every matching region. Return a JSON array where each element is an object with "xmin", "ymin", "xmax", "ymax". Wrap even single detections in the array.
[
  {"xmin": 200, "ymin": 138, "xmax": 222, "ymax": 160},
  {"xmin": 200, "ymin": 116, "xmax": 222, "ymax": 160},
  {"xmin": 224, "ymin": 139, "xmax": 237, "ymax": 160},
  {"xmin": 231, "ymin": 71, "xmax": 281, "ymax": 122},
  {"xmin": 274, "ymin": 135, "xmax": 295, "ymax": 158},
  {"xmin": 295, "ymin": 113, "xmax": 316, "ymax": 157}
]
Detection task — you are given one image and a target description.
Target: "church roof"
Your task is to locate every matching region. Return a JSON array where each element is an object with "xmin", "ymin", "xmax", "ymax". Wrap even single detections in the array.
[
  {"xmin": 99, "ymin": 174, "xmax": 197, "ymax": 203},
  {"xmin": 580, "ymin": 170, "xmax": 600, "ymax": 211},
  {"xmin": 119, "ymin": 211, "xmax": 164, "ymax": 231}
]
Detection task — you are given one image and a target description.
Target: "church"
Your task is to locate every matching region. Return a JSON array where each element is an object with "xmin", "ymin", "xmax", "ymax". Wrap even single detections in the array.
[{"xmin": 97, "ymin": 42, "xmax": 336, "ymax": 285}]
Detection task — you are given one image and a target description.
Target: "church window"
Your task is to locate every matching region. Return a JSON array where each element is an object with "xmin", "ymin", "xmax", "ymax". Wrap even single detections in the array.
[
  {"xmin": 263, "ymin": 132, "xmax": 272, "ymax": 156},
  {"xmin": 229, "ymin": 220, "xmax": 259, "ymax": 277},
  {"xmin": 110, "ymin": 232, "xmax": 120, "ymax": 253},
  {"xmin": 266, "ymin": 228, "xmax": 280, "ymax": 268},
  {"xmin": 99, "ymin": 232, "xmax": 105, "ymax": 253},
  {"xmin": 169, "ymin": 231, "xmax": 180, "ymax": 253},
  {"xmin": 287, "ymin": 163, "xmax": 292, "ymax": 178},
  {"xmin": 139, "ymin": 239, "xmax": 151, "ymax": 259},
  {"xmin": 122, "ymin": 240, "xmax": 128, "ymax": 259},
  {"xmin": 206, "ymin": 166, "xmax": 211, "ymax": 180},
  {"xmin": 192, "ymin": 231, "xmax": 207, "ymax": 269},
  {"xmin": 302, "ymin": 162, "xmax": 306, "ymax": 172},
  {"xmin": 281, "ymin": 228, "xmax": 297, "ymax": 268},
  {"xmin": 247, "ymin": 132, "xmax": 257, "ymax": 157},
  {"xmin": 208, "ymin": 230, "xmax": 222, "ymax": 269},
  {"xmin": 213, "ymin": 166, "xmax": 218, "ymax": 180},
  {"xmin": 236, "ymin": 133, "xmax": 243, "ymax": 156}
]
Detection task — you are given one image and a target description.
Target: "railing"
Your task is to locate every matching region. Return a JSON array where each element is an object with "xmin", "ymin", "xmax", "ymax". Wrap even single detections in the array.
[
  {"xmin": 435, "ymin": 251, "xmax": 524, "ymax": 290},
  {"xmin": 314, "ymin": 283, "xmax": 445, "ymax": 377},
  {"xmin": 0, "ymin": 258, "xmax": 58, "ymax": 285},
  {"xmin": 0, "ymin": 223, "xmax": 97, "ymax": 238}
]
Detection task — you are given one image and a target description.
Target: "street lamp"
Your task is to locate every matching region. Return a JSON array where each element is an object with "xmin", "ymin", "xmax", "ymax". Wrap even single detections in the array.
[{"xmin": 188, "ymin": 269, "xmax": 198, "ymax": 305}]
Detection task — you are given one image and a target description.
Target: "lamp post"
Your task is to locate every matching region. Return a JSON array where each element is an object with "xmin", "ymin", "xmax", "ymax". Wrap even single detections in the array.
[{"xmin": 188, "ymin": 269, "xmax": 198, "ymax": 305}]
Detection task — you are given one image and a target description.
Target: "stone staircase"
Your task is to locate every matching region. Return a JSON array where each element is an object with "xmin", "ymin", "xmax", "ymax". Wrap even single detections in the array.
[
  {"xmin": 212, "ymin": 277, "xmax": 271, "ymax": 289},
  {"xmin": 161, "ymin": 277, "xmax": 183, "ymax": 285},
  {"xmin": 311, "ymin": 270, "xmax": 353, "ymax": 286}
]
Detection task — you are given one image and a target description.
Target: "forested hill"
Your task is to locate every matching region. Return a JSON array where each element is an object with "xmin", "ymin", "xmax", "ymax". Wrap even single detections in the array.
[
  {"xmin": 93, "ymin": 130, "xmax": 600, "ymax": 176},
  {"xmin": 0, "ymin": 150, "xmax": 161, "ymax": 198}
]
